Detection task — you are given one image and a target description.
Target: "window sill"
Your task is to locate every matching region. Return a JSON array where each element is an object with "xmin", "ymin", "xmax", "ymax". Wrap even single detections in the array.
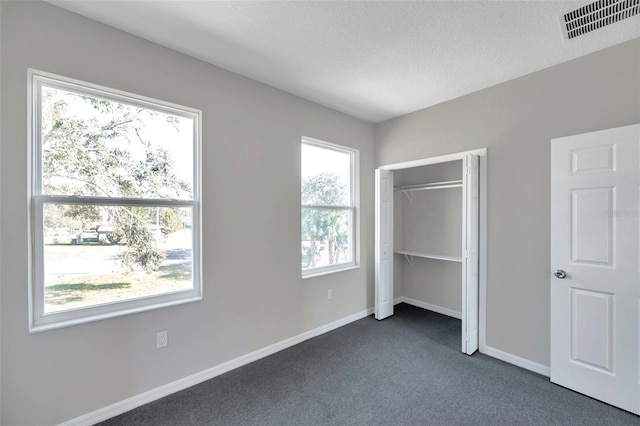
[
  {"xmin": 302, "ymin": 265, "xmax": 360, "ymax": 279},
  {"xmin": 30, "ymin": 291, "xmax": 202, "ymax": 333}
]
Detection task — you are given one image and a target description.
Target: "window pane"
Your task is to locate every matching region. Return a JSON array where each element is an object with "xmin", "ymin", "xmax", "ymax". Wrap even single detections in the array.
[
  {"xmin": 301, "ymin": 143, "xmax": 351, "ymax": 206},
  {"xmin": 41, "ymin": 85, "xmax": 194, "ymax": 199},
  {"xmin": 301, "ymin": 208, "xmax": 352, "ymax": 269},
  {"xmin": 43, "ymin": 203, "xmax": 193, "ymax": 314}
]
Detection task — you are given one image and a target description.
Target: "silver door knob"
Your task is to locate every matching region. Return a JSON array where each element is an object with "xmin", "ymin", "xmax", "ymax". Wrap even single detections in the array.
[{"xmin": 554, "ymin": 270, "xmax": 567, "ymax": 279}]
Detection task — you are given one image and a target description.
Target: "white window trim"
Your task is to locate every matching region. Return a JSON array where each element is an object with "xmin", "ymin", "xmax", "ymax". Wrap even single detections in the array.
[
  {"xmin": 301, "ymin": 137, "xmax": 359, "ymax": 278},
  {"xmin": 28, "ymin": 69, "xmax": 203, "ymax": 332}
]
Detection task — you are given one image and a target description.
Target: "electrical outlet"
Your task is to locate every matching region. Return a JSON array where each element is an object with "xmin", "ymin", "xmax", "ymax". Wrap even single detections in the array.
[
  {"xmin": 328, "ymin": 288, "xmax": 333, "ymax": 300},
  {"xmin": 156, "ymin": 330, "xmax": 168, "ymax": 349}
]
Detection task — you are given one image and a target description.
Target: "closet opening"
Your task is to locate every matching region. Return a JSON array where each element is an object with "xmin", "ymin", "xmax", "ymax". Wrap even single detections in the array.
[{"xmin": 375, "ymin": 149, "xmax": 486, "ymax": 355}]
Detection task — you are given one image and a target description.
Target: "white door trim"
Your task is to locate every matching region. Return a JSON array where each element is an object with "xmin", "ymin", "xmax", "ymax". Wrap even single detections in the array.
[
  {"xmin": 379, "ymin": 148, "xmax": 487, "ymax": 171},
  {"xmin": 377, "ymin": 148, "xmax": 487, "ymax": 353}
]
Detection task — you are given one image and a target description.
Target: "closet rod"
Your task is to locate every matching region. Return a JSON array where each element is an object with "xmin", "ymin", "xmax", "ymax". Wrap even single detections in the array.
[{"xmin": 394, "ymin": 180, "xmax": 463, "ymax": 192}]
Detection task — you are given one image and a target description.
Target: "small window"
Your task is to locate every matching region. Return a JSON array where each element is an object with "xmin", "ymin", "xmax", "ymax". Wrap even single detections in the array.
[
  {"xmin": 29, "ymin": 70, "xmax": 202, "ymax": 331},
  {"xmin": 301, "ymin": 138, "xmax": 358, "ymax": 277}
]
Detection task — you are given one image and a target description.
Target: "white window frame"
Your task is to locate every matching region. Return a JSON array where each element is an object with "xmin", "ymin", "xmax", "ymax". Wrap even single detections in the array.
[
  {"xmin": 301, "ymin": 137, "xmax": 359, "ymax": 278},
  {"xmin": 28, "ymin": 69, "xmax": 203, "ymax": 332}
]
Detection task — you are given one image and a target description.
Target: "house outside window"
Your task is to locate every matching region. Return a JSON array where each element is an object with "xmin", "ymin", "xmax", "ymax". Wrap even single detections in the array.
[
  {"xmin": 301, "ymin": 137, "xmax": 358, "ymax": 277},
  {"xmin": 29, "ymin": 70, "xmax": 202, "ymax": 331}
]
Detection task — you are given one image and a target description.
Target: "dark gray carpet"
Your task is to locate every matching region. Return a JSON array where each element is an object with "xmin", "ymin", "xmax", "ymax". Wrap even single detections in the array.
[{"xmin": 100, "ymin": 304, "xmax": 639, "ymax": 425}]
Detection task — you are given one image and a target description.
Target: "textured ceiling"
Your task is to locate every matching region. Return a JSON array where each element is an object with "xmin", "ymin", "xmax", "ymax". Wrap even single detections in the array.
[{"xmin": 46, "ymin": 1, "xmax": 640, "ymax": 123}]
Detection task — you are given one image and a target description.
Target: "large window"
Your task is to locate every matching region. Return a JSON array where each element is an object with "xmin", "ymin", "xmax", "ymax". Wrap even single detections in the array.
[
  {"xmin": 29, "ymin": 70, "xmax": 202, "ymax": 331},
  {"xmin": 301, "ymin": 138, "xmax": 358, "ymax": 277}
]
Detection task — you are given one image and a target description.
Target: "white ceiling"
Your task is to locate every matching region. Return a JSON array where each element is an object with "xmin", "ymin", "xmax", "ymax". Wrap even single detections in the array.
[{"xmin": 46, "ymin": 1, "xmax": 640, "ymax": 123}]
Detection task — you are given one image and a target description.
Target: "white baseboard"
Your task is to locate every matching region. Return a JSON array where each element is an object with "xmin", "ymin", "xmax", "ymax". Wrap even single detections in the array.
[
  {"xmin": 60, "ymin": 304, "xmax": 550, "ymax": 425},
  {"xmin": 398, "ymin": 298, "xmax": 548, "ymax": 377},
  {"xmin": 399, "ymin": 298, "xmax": 548, "ymax": 377},
  {"xmin": 59, "ymin": 308, "xmax": 374, "ymax": 426},
  {"xmin": 400, "ymin": 296, "xmax": 462, "ymax": 320},
  {"xmin": 481, "ymin": 345, "xmax": 550, "ymax": 377}
]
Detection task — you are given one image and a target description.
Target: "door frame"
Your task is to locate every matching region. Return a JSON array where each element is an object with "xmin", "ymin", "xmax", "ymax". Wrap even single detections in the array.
[{"xmin": 376, "ymin": 147, "xmax": 488, "ymax": 353}]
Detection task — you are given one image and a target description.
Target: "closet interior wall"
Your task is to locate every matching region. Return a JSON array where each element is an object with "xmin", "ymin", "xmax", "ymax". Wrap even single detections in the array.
[{"xmin": 394, "ymin": 160, "xmax": 463, "ymax": 315}]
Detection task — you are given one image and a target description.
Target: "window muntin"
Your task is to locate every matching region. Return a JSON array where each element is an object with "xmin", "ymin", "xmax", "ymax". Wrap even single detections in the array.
[
  {"xmin": 301, "ymin": 138, "xmax": 357, "ymax": 276},
  {"xmin": 30, "ymin": 71, "xmax": 202, "ymax": 331}
]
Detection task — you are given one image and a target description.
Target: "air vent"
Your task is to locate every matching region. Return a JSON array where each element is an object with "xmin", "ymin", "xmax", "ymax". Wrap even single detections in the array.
[{"xmin": 562, "ymin": 0, "xmax": 639, "ymax": 40}]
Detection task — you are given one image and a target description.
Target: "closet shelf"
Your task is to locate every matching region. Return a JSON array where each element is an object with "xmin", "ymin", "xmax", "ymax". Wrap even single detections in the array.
[
  {"xmin": 395, "ymin": 180, "xmax": 463, "ymax": 192},
  {"xmin": 394, "ymin": 250, "xmax": 462, "ymax": 265},
  {"xmin": 395, "ymin": 180, "xmax": 463, "ymax": 201}
]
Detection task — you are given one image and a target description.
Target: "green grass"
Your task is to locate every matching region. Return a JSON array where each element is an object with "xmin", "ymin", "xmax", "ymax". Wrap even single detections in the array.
[
  {"xmin": 47, "ymin": 282, "xmax": 131, "ymax": 292},
  {"xmin": 43, "ymin": 243, "xmax": 192, "ymax": 313}
]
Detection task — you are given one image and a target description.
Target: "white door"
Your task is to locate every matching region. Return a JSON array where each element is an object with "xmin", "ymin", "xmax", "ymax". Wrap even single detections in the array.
[
  {"xmin": 375, "ymin": 168, "xmax": 394, "ymax": 320},
  {"xmin": 462, "ymin": 155, "xmax": 480, "ymax": 355},
  {"xmin": 550, "ymin": 124, "xmax": 640, "ymax": 414}
]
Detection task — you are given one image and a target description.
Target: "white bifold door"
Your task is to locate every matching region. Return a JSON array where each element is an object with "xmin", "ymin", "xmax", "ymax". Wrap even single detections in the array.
[
  {"xmin": 462, "ymin": 154, "xmax": 479, "ymax": 354},
  {"xmin": 375, "ymin": 168, "xmax": 394, "ymax": 320},
  {"xmin": 550, "ymin": 124, "xmax": 640, "ymax": 414}
]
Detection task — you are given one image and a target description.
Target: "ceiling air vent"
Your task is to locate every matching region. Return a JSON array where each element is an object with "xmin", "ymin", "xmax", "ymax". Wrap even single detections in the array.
[{"xmin": 562, "ymin": 0, "xmax": 639, "ymax": 40}]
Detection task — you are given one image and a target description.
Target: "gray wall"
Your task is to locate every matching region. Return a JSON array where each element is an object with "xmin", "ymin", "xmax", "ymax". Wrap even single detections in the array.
[
  {"xmin": 0, "ymin": 3, "xmax": 374, "ymax": 424},
  {"xmin": 376, "ymin": 37, "xmax": 640, "ymax": 366},
  {"xmin": 402, "ymin": 260, "xmax": 462, "ymax": 312}
]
